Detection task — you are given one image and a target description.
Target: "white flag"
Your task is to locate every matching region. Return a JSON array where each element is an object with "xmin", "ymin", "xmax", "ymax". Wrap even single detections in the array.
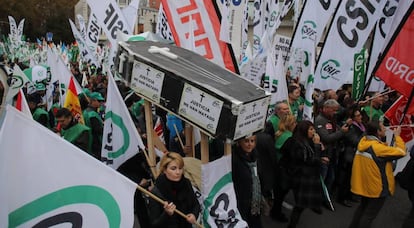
[
  {"xmin": 314, "ymin": 0, "xmax": 387, "ymax": 91},
  {"xmin": 15, "ymin": 89, "xmax": 32, "ymax": 118},
  {"xmin": 121, "ymin": 0, "xmax": 140, "ymax": 33},
  {"xmin": 69, "ymin": 19, "xmax": 99, "ymax": 66},
  {"xmin": 16, "ymin": 18, "xmax": 25, "ymax": 39},
  {"xmin": 303, "ymin": 51, "xmax": 315, "ymax": 121},
  {"xmin": 8, "ymin": 16, "xmax": 18, "ymax": 38},
  {"xmin": 252, "ymin": 0, "xmax": 266, "ymax": 56},
  {"xmin": 288, "ymin": 0, "xmax": 341, "ymax": 82},
  {"xmin": 76, "ymin": 14, "xmax": 87, "ymax": 41},
  {"xmin": 0, "ymin": 106, "xmax": 136, "ymax": 228},
  {"xmin": 367, "ymin": 0, "xmax": 413, "ymax": 92},
  {"xmin": 85, "ymin": 13, "xmax": 101, "ymax": 65},
  {"xmin": 202, "ymin": 155, "xmax": 248, "ymax": 228},
  {"xmin": 5, "ymin": 65, "xmax": 31, "ymax": 103},
  {"xmin": 101, "ymin": 71, "xmax": 146, "ymax": 170},
  {"xmin": 87, "ymin": 0, "xmax": 132, "ymax": 68},
  {"xmin": 219, "ymin": 0, "xmax": 231, "ymax": 43}
]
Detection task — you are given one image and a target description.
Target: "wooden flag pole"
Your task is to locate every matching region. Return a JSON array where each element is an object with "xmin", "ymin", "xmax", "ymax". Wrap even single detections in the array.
[
  {"xmin": 144, "ymin": 100, "xmax": 157, "ymax": 178},
  {"xmin": 184, "ymin": 123, "xmax": 194, "ymax": 157},
  {"xmin": 136, "ymin": 184, "xmax": 203, "ymax": 228}
]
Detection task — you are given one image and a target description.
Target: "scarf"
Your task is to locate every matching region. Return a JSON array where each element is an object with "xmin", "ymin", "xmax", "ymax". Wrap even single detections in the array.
[{"xmin": 246, "ymin": 160, "xmax": 261, "ymax": 215}]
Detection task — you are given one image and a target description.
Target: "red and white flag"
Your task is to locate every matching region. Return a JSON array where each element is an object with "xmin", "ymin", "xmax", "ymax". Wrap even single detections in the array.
[
  {"xmin": 160, "ymin": 0, "xmax": 238, "ymax": 73},
  {"xmin": 375, "ymin": 6, "xmax": 414, "ymax": 98},
  {"xmin": 384, "ymin": 96, "xmax": 414, "ymax": 142},
  {"xmin": 15, "ymin": 89, "xmax": 32, "ymax": 119}
]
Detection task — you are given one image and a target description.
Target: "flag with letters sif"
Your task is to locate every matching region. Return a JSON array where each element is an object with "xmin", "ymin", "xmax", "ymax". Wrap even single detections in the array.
[
  {"xmin": 0, "ymin": 106, "xmax": 137, "ymax": 228},
  {"xmin": 202, "ymin": 155, "xmax": 247, "ymax": 228},
  {"xmin": 101, "ymin": 72, "xmax": 146, "ymax": 170}
]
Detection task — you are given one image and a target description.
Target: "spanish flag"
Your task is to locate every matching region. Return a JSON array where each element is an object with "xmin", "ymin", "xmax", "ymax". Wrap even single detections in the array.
[{"xmin": 64, "ymin": 76, "xmax": 84, "ymax": 124}]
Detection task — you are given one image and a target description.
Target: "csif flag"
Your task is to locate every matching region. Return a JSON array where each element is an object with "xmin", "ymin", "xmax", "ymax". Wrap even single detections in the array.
[
  {"xmin": 0, "ymin": 106, "xmax": 136, "ymax": 228},
  {"xmin": 202, "ymin": 155, "xmax": 248, "ymax": 228},
  {"xmin": 314, "ymin": 0, "xmax": 387, "ymax": 91},
  {"xmin": 374, "ymin": 6, "xmax": 414, "ymax": 98},
  {"xmin": 101, "ymin": 71, "xmax": 146, "ymax": 170}
]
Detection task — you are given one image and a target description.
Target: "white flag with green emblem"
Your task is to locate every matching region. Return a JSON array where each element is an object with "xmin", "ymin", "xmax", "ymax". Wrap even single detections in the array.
[
  {"xmin": 101, "ymin": 71, "xmax": 146, "ymax": 170},
  {"xmin": 0, "ymin": 106, "xmax": 137, "ymax": 228},
  {"xmin": 202, "ymin": 155, "xmax": 248, "ymax": 228},
  {"xmin": 303, "ymin": 51, "xmax": 315, "ymax": 121}
]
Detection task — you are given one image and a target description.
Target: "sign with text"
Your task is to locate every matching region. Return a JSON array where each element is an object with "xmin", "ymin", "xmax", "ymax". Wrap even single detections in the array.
[
  {"xmin": 179, "ymin": 83, "xmax": 223, "ymax": 135},
  {"xmin": 131, "ymin": 61, "xmax": 165, "ymax": 103},
  {"xmin": 234, "ymin": 97, "xmax": 269, "ymax": 140}
]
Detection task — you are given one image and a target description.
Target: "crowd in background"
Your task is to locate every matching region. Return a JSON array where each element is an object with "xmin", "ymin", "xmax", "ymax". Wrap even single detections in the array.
[{"xmin": 1, "ymin": 55, "xmax": 413, "ymax": 228}]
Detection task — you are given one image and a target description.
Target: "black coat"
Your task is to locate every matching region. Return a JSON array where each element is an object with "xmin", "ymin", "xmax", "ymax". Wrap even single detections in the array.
[
  {"xmin": 255, "ymin": 132, "xmax": 276, "ymax": 196},
  {"xmin": 231, "ymin": 146, "xmax": 259, "ymax": 220},
  {"xmin": 147, "ymin": 174, "xmax": 200, "ymax": 228},
  {"xmin": 280, "ymin": 137, "xmax": 323, "ymax": 208}
]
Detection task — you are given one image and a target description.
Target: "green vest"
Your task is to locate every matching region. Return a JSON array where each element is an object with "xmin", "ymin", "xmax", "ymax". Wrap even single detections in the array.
[
  {"xmin": 32, "ymin": 107, "xmax": 50, "ymax": 128},
  {"xmin": 83, "ymin": 109, "xmax": 103, "ymax": 127},
  {"xmin": 269, "ymin": 115, "xmax": 280, "ymax": 132},
  {"xmin": 61, "ymin": 123, "xmax": 92, "ymax": 152},
  {"xmin": 362, "ymin": 106, "xmax": 384, "ymax": 122},
  {"xmin": 275, "ymin": 131, "xmax": 292, "ymax": 162}
]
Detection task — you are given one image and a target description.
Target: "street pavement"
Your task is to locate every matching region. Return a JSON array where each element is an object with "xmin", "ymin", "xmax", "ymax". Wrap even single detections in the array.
[{"xmin": 261, "ymin": 184, "xmax": 413, "ymax": 228}]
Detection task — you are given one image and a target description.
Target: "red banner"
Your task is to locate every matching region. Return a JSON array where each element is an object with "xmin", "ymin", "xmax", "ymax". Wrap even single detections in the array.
[
  {"xmin": 160, "ymin": 0, "xmax": 238, "ymax": 73},
  {"xmin": 384, "ymin": 96, "xmax": 414, "ymax": 142},
  {"xmin": 375, "ymin": 10, "xmax": 414, "ymax": 98}
]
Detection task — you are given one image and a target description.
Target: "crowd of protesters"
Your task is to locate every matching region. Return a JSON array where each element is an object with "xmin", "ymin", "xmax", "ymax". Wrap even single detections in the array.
[{"xmin": 2, "ymin": 53, "xmax": 413, "ymax": 228}]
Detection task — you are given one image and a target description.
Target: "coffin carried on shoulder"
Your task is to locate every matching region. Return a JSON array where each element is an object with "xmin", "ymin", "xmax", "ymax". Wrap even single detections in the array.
[{"xmin": 115, "ymin": 41, "xmax": 270, "ymax": 140}]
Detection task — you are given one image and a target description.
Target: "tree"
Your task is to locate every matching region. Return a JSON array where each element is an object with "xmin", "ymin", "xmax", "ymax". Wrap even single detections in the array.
[{"xmin": 0, "ymin": 0, "xmax": 78, "ymax": 43}]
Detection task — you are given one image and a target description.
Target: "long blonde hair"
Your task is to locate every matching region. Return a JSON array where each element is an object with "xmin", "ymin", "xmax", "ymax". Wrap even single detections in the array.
[
  {"xmin": 158, "ymin": 152, "xmax": 185, "ymax": 176},
  {"xmin": 275, "ymin": 114, "xmax": 296, "ymax": 139}
]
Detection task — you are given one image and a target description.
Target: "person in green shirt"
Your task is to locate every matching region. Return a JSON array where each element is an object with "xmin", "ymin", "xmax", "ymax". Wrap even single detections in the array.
[
  {"xmin": 264, "ymin": 101, "xmax": 291, "ymax": 137},
  {"xmin": 270, "ymin": 114, "xmax": 297, "ymax": 222},
  {"xmin": 362, "ymin": 92, "xmax": 385, "ymax": 122},
  {"xmin": 288, "ymin": 84, "xmax": 304, "ymax": 121},
  {"xmin": 56, "ymin": 107, "xmax": 92, "ymax": 155},
  {"xmin": 83, "ymin": 92, "xmax": 105, "ymax": 159},
  {"xmin": 27, "ymin": 93, "xmax": 50, "ymax": 129}
]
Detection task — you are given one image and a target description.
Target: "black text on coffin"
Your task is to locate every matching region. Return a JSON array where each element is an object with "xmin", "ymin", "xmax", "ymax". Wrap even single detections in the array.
[{"xmin": 115, "ymin": 41, "xmax": 270, "ymax": 140}]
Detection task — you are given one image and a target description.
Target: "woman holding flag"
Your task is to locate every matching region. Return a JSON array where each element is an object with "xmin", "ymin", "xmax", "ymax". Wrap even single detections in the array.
[{"xmin": 147, "ymin": 152, "xmax": 200, "ymax": 228}]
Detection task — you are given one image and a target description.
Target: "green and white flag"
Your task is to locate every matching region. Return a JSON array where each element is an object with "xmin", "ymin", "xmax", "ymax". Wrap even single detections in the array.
[
  {"xmin": 5, "ymin": 65, "xmax": 31, "ymax": 103},
  {"xmin": 101, "ymin": 71, "xmax": 146, "ymax": 170},
  {"xmin": 352, "ymin": 48, "xmax": 366, "ymax": 100},
  {"xmin": 314, "ymin": 0, "xmax": 387, "ymax": 91},
  {"xmin": 0, "ymin": 106, "xmax": 137, "ymax": 227},
  {"xmin": 202, "ymin": 155, "xmax": 247, "ymax": 228}
]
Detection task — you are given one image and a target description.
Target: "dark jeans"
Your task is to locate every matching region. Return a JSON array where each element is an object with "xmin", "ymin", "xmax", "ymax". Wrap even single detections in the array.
[{"xmin": 349, "ymin": 196, "xmax": 386, "ymax": 228}]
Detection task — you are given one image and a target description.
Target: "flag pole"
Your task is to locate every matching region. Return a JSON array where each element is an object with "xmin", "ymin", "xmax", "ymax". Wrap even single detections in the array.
[{"xmin": 136, "ymin": 184, "xmax": 204, "ymax": 228}]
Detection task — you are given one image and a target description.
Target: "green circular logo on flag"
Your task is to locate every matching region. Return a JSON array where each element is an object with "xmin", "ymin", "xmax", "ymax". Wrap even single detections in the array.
[
  {"xmin": 301, "ymin": 20, "xmax": 317, "ymax": 40},
  {"xmin": 104, "ymin": 111, "xmax": 130, "ymax": 158},
  {"xmin": 8, "ymin": 185, "xmax": 121, "ymax": 228},
  {"xmin": 321, "ymin": 59, "xmax": 341, "ymax": 80}
]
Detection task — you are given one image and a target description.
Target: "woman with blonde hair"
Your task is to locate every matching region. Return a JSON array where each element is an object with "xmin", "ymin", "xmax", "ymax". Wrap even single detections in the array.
[
  {"xmin": 147, "ymin": 152, "xmax": 200, "ymax": 228},
  {"xmin": 270, "ymin": 114, "xmax": 297, "ymax": 222}
]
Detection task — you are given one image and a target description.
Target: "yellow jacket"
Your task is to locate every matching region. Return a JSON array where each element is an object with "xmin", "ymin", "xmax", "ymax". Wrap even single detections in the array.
[{"xmin": 351, "ymin": 135, "xmax": 406, "ymax": 198}]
